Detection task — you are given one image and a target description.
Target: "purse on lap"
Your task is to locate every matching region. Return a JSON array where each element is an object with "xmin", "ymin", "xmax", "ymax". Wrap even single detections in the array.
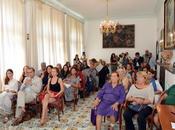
[{"xmin": 128, "ymin": 104, "xmax": 147, "ymax": 112}]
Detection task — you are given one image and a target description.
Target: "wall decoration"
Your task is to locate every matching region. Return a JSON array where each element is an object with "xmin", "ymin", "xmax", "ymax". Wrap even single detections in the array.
[
  {"xmin": 164, "ymin": 0, "xmax": 175, "ymax": 49},
  {"xmin": 102, "ymin": 24, "xmax": 135, "ymax": 48}
]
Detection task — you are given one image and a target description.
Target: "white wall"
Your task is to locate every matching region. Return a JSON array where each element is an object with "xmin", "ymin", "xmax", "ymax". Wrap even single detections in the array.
[
  {"xmin": 84, "ymin": 17, "xmax": 157, "ymax": 63},
  {"xmin": 156, "ymin": 0, "xmax": 175, "ymax": 88}
]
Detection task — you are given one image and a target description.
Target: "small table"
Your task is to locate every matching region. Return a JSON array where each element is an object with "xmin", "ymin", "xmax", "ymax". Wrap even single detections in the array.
[{"xmin": 157, "ymin": 105, "xmax": 175, "ymax": 130}]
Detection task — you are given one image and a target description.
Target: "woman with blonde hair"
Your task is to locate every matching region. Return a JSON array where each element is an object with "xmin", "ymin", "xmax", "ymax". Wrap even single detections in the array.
[{"xmin": 123, "ymin": 71, "xmax": 154, "ymax": 130}]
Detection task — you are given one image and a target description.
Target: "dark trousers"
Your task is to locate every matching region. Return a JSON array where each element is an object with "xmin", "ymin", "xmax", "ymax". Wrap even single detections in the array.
[{"xmin": 123, "ymin": 106, "xmax": 153, "ymax": 130}]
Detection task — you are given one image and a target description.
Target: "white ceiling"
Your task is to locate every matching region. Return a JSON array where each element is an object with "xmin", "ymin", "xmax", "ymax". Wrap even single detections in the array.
[{"xmin": 57, "ymin": 0, "xmax": 159, "ymax": 20}]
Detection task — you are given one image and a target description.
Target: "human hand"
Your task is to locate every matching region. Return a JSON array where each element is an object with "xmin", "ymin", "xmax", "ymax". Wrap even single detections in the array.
[
  {"xmin": 93, "ymin": 99, "xmax": 100, "ymax": 108},
  {"xmin": 111, "ymin": 103, "xmax": 119, "ymax": 111}
]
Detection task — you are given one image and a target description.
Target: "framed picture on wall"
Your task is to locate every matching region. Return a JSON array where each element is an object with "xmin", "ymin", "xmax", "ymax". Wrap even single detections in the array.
[
  {"xmin": 102, "ymin": 24, "xmax": 135, "ymax": 48},
  {"xmin": 164, "ymin": 0, "xmax": 175, "ymax": 49}
]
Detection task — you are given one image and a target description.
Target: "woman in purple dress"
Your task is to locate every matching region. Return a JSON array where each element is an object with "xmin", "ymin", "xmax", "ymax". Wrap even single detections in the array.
[{"xmin": 93, "ymin": 72, "xmax": 125, "ymax": 130}]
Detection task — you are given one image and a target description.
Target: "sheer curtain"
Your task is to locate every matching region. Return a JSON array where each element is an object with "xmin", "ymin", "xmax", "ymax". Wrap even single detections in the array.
[
  {"xmin": 26, "ymin": 0, "xmax": 66, "ymax": 69},
  {"xmin": 0, "ymin": 0, "xmax": 26, "ymax": 89},
  {"xmin": 67, "ymin": 16, "xmax": 84, "ymax": 64}
]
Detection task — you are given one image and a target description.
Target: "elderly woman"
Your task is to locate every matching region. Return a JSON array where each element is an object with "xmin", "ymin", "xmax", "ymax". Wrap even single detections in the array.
[
  {"xmin": 0, "ymin": 69, "xmax": 19, "ymax": 123},
  {"xmin": 123, "ymin": 71, "xmax": 154, "ymax": 130},
  {"xmin": 93, "ymin": 72, "xmax": 125, "ymax": 130}
]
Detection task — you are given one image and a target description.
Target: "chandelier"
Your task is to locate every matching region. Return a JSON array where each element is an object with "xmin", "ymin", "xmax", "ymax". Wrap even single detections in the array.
[{"xmin": 100, "ymin": 0, "xmax": 119, "ymax": 35}]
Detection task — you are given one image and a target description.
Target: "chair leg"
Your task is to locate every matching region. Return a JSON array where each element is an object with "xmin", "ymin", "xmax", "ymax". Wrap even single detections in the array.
[{"xmin": 57, "ymin": 109, "xmax": 60, "ymax": 121}]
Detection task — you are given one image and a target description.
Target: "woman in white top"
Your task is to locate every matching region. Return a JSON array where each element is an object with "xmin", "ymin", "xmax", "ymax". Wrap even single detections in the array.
[
  {"xmin": 123, "ymin": 71, "xmax": 154, "ymax": 130},
  {"xmin": 0, "ymin": 69, "xmax": 18, "ymax": 122}
]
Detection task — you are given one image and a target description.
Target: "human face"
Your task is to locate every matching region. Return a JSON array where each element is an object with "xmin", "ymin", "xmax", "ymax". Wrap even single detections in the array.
[
  {"xmin": 126, "ymin": 64, "xmax": 131, "ymax": 70},
  {"xmin": 111, "ymin": 73, "xmax": 119, "ymax": 84},
  {"xmin": 27, "ymin": 69, "xmax": 35, "ymax": 78},
  {"xmin": 47, "ymin": 67, "xmax": 52, "ymax": 74},
  {"xmin": 7, "ymin": 71, "xmax": 13, "ymax": 79},
  {"xmin": 71, "ymin": 68, "xmax": 77, "ymax": 75},
  {"xmin": 41, "ymin": 63, "xmax": 46, "ymax": 70},
  {"xmin": 136, "ymin": 74, "xmax": 146, "ymax": 84},
  {"xmin": 147, "ymin": 71, "xmax": 154, "ymax": 79},
  {"xmin": 63, "ymin": 66, "xmax": 68, "ymax": 72},
  {"xmin": 23, "ymin": 66, "xmax": 28, "ymax": 74},
  {"xmin": 51, "ymin": 69, "xmax": 58, "ymax": 77}
]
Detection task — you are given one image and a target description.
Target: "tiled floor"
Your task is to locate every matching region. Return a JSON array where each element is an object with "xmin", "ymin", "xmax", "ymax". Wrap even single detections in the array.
[{"xmin": 0, "ymin": 93, "xmax": 120, "ymax": 130}]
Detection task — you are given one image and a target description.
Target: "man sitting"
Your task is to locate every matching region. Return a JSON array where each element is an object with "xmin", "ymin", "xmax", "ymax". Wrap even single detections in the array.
[{"xmin": 12, "ymin": 67, "xmax": 42, "ymax": 125}]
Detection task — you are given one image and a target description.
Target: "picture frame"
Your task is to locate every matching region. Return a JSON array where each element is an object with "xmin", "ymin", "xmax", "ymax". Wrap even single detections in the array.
[
  {"xmin": 164, "ymin": 0, "xmax": 175, "ymax": 49},
  {"xmin": 102, "ymin": 24, "xmax": 135, "ymax": 48}
]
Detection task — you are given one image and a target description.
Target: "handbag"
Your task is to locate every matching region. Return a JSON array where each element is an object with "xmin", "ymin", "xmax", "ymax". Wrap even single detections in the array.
[
  {"xmin": 128, "ymin": 104, "xmax": 147, "ymax": 112},
  {"xmin": 90, "ymin": 108, "xmax": 97, "ymax": 126}
]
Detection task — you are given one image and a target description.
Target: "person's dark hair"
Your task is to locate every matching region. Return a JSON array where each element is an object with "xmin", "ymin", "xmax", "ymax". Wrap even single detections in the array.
[
  {"xmin": 135, "ymin": 52, "xmax": 140, "ymax": 56},
  {"xmin": 148, "ymin": 69, "xmax": 157, "ymax": 79},
  {"xmin": 70, "ymin": 66, "xmax": 78, "ymax": 73},
  {"xmin": 90, "ymin": 58, "xmax": 97, "ymax": 64},
  {"xmin": 44, "ymin": 65, "xmax": 53, "ymax": 76},
  {"xmin": 142, "ymin": 64, "xmax": 150, "ymax": 71},
  {"xmin": 4, "ymin": 69, "xmax": 13, "ymax": 85},
  {"xmin": 110, "ymin": 53, "xmax": 116, "ymax": 60}
]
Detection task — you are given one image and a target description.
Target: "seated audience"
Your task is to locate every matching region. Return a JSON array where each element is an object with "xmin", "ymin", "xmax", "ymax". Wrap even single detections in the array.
[
  {"xmin": 133, "ymin": 52, "xmax": 144, "ymax": 71},
  {"xmin": 80, "ymin": 52, "xmax": 87, "ymax": 62},
  {"xmin": 110, "ymin": 53, "xmax": 118, "ymax": 72},
  {"xmin": 56, "ymin": 63, "xmax": 62, "ymax": 74},
  {"xmin": 40, "ymin": 67, "xmax": 64, "ymax": 126},
  {"xmin": 142, "ymin": 50, "xmax": 150, "ymax": 64},
  {"xmin": 83, "ymin": 58, "xmax": 98, "ymax": 93},
  {"xmin": 41, "ymin": 65, "xmax": 53, "ymax": 89},
  {"xmin": 82, "ymin": 60, "xmax": 89, "ymax": 70},
  {"xmin": 147, "ymin": 69, "xmax": 162, "ymax": 103},
  {"xmin": 60, "ymin": 65, "xmax": 70, "ymax": 80},
  {"xmin": 117, "ymin": 66, "xmax": 132, "ymax": 93},
  {"xmin": 126, "ymin": 63, "xmax": 136, "ymax": 84},
  {"xmin": 123, "ymin": 71, "xmax": 154, "ymax": 130},
  {"xmin": 37, "ymin": 62, "xmax": 46, "ymax": 77},
  {"xmin": 19, "ymin": 65, "xmax": 29, "ymax": 83},
  {"xmin": 73, "ymin": 54, "xmax": 80, "ymax": 65},
  {"xmin": 149, "ymin": 53, "xmax": 156, "ymax": 70},
  {"xmin": 0, "ymin": 69, "xmax": 19, "ymax": 123},
  {"xmin": 64, "ymin": 67, "xmax": 80, "ymax": 109},
  {"xmin": 12, "ymin": 67, "xmax": 42, "ymax": 125},
  {"xmin": 93, "ymin": 72, "xmax": 125, "ymax": 130},
  {"xmin": 98, "ymin": 60, "xmax": 109, "ymax": 88}
]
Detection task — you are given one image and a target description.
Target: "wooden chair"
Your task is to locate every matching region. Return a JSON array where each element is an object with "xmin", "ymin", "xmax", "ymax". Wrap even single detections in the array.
[
  {"xmin": 122, "ymin": 100, "xmax": 156, "ymax": 130},
  {"xmin": 47, "ymin": 93, "xmax": 64, "ymax": 121}
]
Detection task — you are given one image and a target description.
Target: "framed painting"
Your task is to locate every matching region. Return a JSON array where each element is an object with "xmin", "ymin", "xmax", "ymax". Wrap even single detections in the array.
[
  {"xmin": 164, "ymin": 0, "xmax": 175, "ymax": 49},
  {"xmin": 102, "ymin": 24, "xmax": 135, "ymax": 48}
]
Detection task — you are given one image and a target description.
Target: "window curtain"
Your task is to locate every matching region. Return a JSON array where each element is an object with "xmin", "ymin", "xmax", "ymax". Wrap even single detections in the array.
[
  {"xmin": 0, "ymin": 0, "xmax": 26, "ymax": 89},
  {"xmin": 67, "ymin": 16, "xmax": 84, "ymax": 64},
  {"xmin": 26, "ymin": 0, "xmax": 67, "ymax": 69}
]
